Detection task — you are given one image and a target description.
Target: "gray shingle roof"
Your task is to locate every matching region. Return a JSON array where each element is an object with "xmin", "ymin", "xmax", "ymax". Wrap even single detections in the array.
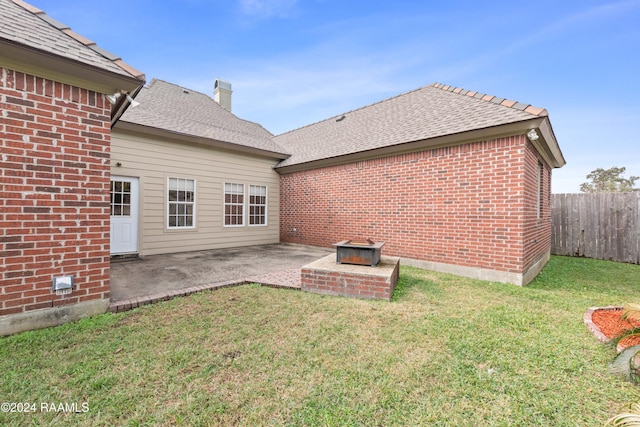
[
  {"xmin": 0, "ymin": 0, "xmax": 144, "ymax": 80},
  {"xmin": 273, "ymin": 83, "xmax": 550, "ymax": 168},
  {"xmin": 118, "ymin": 79, "xmax": 288, "ymax": 157}
]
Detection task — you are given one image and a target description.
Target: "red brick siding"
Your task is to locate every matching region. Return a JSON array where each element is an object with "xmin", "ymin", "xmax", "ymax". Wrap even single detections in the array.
[
  {"xmin": 301, "ymin": 265, "xmax": 398, "ymax": 301},
  {"xmin": 280, "ymin": 135, "xmax": 543, "ymax": 275},
  {"xmin": 522, "ymin": 141, "xmax": 552, "ymax": 272},
  {"xmin": 1, "ymin": 68, "xmax": 111, "ymax": 316}
]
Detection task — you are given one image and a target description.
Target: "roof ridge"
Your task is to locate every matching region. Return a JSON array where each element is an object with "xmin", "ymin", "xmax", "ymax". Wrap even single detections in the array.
[
  {"xmin": 9, "ymin": 0, "xmax": 145, "ymax": 82},
  {"xmin": 431, "ymin": 82, "xmax": 548, "ymax": 117}
]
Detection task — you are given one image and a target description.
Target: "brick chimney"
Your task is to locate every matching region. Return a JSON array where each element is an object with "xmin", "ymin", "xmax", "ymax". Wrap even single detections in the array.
[{"xmin": 214, "ymin": 78, "xmax": 232, "ymax": 112}]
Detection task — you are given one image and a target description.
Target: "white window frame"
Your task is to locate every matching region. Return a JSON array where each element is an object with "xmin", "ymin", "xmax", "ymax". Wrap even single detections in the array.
[
  {"xmin": 248, "ymin": 185, "xmax": 268, "ymax": 226},
  {"xmin": 110, "ymin": 179, "xmax": 132, "ymax": 217},
  {"xmin": 167, "ymin": 177, "xmax": 196, "ymax": 229},
  {"xmin": 224, "ymin": 182, "xmax": 245, "ymax": 227}
]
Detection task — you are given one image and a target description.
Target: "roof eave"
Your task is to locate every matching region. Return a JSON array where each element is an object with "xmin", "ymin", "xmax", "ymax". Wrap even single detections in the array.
[
  {"xmin": 535, "ymin": 117, "xmax": 566, "ymax": 168},
  {"xmin": 114, "ymin": 121, "xmax": 290, "ymax": 160},
  {"xmin": 0, "ymin": 38, "xmax": 145, "ymax": 95},
  {"xmin": 274, "ymin": 118, "xmax": 565, "ymax": 174}
]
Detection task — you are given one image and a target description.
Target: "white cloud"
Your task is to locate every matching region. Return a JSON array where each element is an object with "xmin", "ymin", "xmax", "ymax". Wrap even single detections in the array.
[
  {"xmin": 428, "ymin": 0, "xmax": 640, "ymax": 91},
  {"xmin": 202, "ymin": 11, "xmax": 460, "ymax": 132},
  {"xmin": 231, "ymin": 64, "xmax": 400, "ymax": 133}
]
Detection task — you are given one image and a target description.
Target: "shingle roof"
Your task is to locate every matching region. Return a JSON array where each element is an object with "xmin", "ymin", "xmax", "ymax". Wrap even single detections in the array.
[
  {"xmin": 273, "ymin": 82, "xmax": 551, "ymax": 168},
  {"xmin": 118, "ymin": 79, "xmax": 288, "ymax": 157},
  {"xmin": 0, "ymin": 0, "xmax": 144, "ymax": 81}
]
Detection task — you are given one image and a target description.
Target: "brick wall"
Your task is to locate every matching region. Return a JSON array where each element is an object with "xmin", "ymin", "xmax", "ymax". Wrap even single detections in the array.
[
  {"xmin": 1, "ymin": 68, "xmax": 111, "ymax": 317},
  {"xmin": 301, "ymin": 264, "xmax": 399, "ymax": 301},
  {"xmin": 280, "ymin": 135, "xmax": 551, "ymax": 278},
  {"xmin": 522, "ymin": 141, "xmax": 552, "ymax": 272}
]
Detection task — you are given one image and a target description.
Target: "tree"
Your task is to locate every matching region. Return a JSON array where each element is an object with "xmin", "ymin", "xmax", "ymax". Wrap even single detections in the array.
[{"xmin": 580, "ymin": 166, "xmax": 639, "ymax": 193}]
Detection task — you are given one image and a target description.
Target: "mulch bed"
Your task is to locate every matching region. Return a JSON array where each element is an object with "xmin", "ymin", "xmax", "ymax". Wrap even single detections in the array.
[{"xmin": 591, "ymin": 307, "xmax": 640, "ymax": 349}]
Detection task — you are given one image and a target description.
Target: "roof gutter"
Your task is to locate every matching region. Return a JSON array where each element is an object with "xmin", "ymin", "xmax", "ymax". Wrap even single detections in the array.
[
  {"xmin": 1, "ymin": 38, "xmax": 143, "ymax": 92},
  {"xmin": 275, "ymin": 117, "xmax": 566, "ymax": 174},
  {"xmin": 1, "ymin": 38, "xmax": 146, "ymax": 127},
  {"xmin": 114, "ymin": 121, "xmax": 290, "ymax": 160}
]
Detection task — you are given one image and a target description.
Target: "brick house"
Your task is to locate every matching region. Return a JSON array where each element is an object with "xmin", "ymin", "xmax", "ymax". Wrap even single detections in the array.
[
  {"xmin": 1, "ymin": 0, "xmax": 565, "ymax": 335},
  {"xmin": 110, "ymin": 79, "xmax": 565, "ymax": 287},
  {"xmin": 274, "ymin": 84, "xmax": 565, "ymax": 285},
  {"xmin": 0, "ymin": 0, "xmax": 145, "ymax": 335}
]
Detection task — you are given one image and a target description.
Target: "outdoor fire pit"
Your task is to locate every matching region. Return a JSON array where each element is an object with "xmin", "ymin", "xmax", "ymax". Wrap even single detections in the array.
[
  {"xmin": 333, "ymin": 239, "xmax": 385, "ymax": 267},
  {"xmin": 303, "ymin": 239, "xmax": 399, "ymax": 300}
]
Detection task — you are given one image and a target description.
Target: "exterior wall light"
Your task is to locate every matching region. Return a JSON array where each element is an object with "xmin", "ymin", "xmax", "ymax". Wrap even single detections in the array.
[
  {"xmin": 106, "ymin": 92, "xmax": 121, "ymax": 105},
  {"xmin": 125, "ymin": 94, "xmax": 140, "ymax": 108},
  {"xmin": 106, "ymin": 92, "xmax": 140, "ymax": 108}
]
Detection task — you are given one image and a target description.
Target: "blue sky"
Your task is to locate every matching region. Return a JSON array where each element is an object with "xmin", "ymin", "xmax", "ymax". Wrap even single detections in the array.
[{"xmin": 35, "ymin": 0, "xmax": 640, "ymax": 193}]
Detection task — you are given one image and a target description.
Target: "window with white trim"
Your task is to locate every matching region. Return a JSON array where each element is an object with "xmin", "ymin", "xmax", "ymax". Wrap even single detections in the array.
[
  {"xmin": 249, "ymin": 185, "xmax": 267, "ymax": 226},
  {"xmin": 224, "ymin": 183, "xmax": 244, "ymax": 226},
  {"xmin": 168, "ymin": 178, "xmax": 195, "ymax": 228}
]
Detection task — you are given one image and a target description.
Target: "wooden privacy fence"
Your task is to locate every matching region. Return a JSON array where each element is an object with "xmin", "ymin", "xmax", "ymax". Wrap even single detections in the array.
[{"xmin": 551, "ymin": 192, "xmax": 640, "ymax": 264}]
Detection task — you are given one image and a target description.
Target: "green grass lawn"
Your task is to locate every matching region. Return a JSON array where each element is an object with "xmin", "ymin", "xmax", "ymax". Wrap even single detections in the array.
[{"xmin": 1, "ymin": 256, "xmax": 640, "ymax": 426}]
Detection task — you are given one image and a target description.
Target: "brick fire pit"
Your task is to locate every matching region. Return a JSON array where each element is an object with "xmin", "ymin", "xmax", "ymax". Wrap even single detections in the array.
[{"xmin": 301, "ymin": 253, "xmax": 400, "ymax": 301}]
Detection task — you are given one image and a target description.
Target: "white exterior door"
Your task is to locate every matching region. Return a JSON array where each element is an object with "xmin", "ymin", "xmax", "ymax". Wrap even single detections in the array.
[{"xmin": 110, "ymin": 176, "xmax": 139, "ymax": 255}]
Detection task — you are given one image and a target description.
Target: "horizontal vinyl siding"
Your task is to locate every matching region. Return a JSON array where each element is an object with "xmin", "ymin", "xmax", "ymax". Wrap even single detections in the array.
[{"xmin": 111, "ymin": 130, "xmax": 281, "ymax": 256}]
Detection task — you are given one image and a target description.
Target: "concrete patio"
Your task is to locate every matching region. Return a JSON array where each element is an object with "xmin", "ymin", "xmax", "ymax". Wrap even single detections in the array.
[{"xmin": 109, "ymin": 243, "xmax": 332, "ymax": 312}]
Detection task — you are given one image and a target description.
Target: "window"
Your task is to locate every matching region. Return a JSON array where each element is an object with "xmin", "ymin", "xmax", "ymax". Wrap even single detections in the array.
[
  {"xmin": 110, "ymin": 180, "xmax": 131, "ymax": 216},
  {"xmin": 224, "ymin": 183, "xmax": 244, "ymax": 226},
  {"xmin": 168, "ymin": 178, "xmax": 195, "ymax": 228},
  {"xmin": 249, "ymin": 185, "xmax": 267, "ymax": 226},
  {"xmin": 537, "ymin": 161, "xmax": 544, "ymax": 220}
]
